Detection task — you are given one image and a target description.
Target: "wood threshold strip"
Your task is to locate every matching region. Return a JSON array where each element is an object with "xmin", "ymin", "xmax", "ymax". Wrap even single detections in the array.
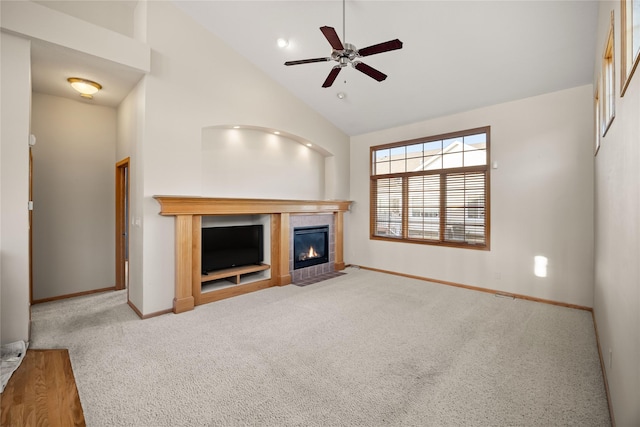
[
  {"xmin": 357, "ymin": 265, "xmax": 593, "ymax": 311},
  {"xmin": 32, "ymin": 287, "xmax": 116, "ymax": 305},
  {"xmin": 1, "ymin": 349, "xmax": 85, "ymax": 427}
]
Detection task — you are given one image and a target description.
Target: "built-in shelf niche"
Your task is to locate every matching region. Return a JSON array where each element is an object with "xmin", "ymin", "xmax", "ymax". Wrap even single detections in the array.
[{"xmin": 201, "ymin": 215, "xmax": 271, "ymax": 292}]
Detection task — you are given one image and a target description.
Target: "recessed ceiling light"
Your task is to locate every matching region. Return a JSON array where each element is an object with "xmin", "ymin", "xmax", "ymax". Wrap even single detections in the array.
[
  {"xmin": 277, "ymin": 38, "xmax": 289, "ymax": 48},
  {"xmin": 337, "ymin": 92, "xmax": 346, "ymax": 99}
]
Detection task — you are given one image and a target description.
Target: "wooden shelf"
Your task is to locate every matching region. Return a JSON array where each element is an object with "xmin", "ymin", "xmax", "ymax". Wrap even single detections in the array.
[
  {"xmin": 201, "ymin": 263, "xmax": 270, "ymax": 285},
  {"xmin": 154, "ymin": 196, "xmax": 351, "ymax": 216}
]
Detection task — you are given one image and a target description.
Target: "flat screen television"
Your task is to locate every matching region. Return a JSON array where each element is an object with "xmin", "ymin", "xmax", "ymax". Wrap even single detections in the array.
[{"xmin": 201, "ymin": 224, "xmax": 263, "ymax": 274}]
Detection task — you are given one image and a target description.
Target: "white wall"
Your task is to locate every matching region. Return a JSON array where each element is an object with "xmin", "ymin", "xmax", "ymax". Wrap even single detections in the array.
[
  {"xmin": 0, "ymin": 32, "xmax": 31, "ymax": 344},
  {"xmin": 201, "ymin": 128, "xmax": 325, "ymax": 200},
  {"xmin": 30, "ymin": 93, "xmax": 116, "ymax": 300},
  {"xmin": 1, "ymin": 0, "xmax": 149, "ymax": 74},
  {"xmin": 138, "ymin": 1, "xmax": 350, "ymax": 314},
  {"xmin": 349, "ymin": 85, "xmax": 595, "ymax": 308},
  {"xmin": 116, "ymin": 79, "xmax": 146, "ymax": 311},
  {"xmin": 33, "ymin": 0, "xmax": 136, "ymax": 38},
  {"xmin": 593, "ymin": 2, "xmax": 640, "ymax": 425}
]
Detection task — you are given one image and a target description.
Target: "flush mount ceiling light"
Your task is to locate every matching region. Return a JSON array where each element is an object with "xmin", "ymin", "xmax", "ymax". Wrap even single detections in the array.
[
  {"xmin": 277, "ymin": 38, "xmax": 289, "ymax": 48},
  {"xmin": 67, "ymin": 77, "xmax": 102, "ymax": 99}
]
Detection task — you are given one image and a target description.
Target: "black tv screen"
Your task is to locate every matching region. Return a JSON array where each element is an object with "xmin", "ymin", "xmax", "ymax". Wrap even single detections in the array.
[{"xmin": 201, "ymin": 224, "xmax": 263, "ymax": 273}]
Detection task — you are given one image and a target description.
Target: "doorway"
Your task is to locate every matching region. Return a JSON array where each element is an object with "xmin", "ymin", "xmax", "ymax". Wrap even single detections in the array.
[{"xmin": 115, "ymin": 158, "xmax": 130, "ymax": 291}]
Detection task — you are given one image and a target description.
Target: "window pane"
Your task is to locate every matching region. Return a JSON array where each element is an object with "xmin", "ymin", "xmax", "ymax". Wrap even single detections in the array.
[
  {"xmin": 463, "ymin": 133, "xmax": 487, "ymax": 150},
  {"xmin": 408, "ymin": 175, "xmax": 440, "ymax": 240},
  {"xmin": 464, "ymin": 225, "xmax": 486, "ymax": 244},
  {"xmin": 374, "ymin": 178, "xmax": 403, "ymax": 238},
  {"xmin": 389, "ymin": 159, "xmax": 406, "ymax": 173},
  {"xmin": 633, "ymin": 1, "xmax": 640, "ymax": 56},
  {"xmin": 445, "ymin": 172, "xmax": 486, "ymax": 244},
  {"xmin": 406, "ymin": 157, "xmax": 423, "ymax": 172},
  {"xmin": 442, "ymin": 152, "xmax": 463, "ymax": 168},
  {"xmin": 463, "ymin": 149, "xmax": 487, "ymax": 166},
  {"xmin": 375, "ymin": 148, "xmax": 390, "ymax": 160},
  {"xmin": 390, "ymin": 146, "xmax": 405, "ymax": 157},
  {"xmin": 375, "ymin": 161, "xmax": 390, "ymax": 175},
  {"xmin": 374, "ymin": 149, "xmax": 391, "ymax": 175},
  {"xmin": 420, "ymin": 155, "xmax": 442, "ymax": 170},
  {"xmin": 443, "ymin": 137, "xmax": 463, "ymax": 153},
  {"xmin": 423, "ymin": 140, "xmax": 442, "ymax": 154},
  {"xmin": 406, "ymin": 143, "xmax": 424, "ymax": 158}
]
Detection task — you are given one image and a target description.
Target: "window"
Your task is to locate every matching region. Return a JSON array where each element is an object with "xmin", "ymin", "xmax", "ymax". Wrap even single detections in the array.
[
  {"xmin": 621, "ymin": 0, "xmax": 640, "ymax": 96},
  {"xmin": 595, "ymin": 81, "xmax": 601, "ymax": 155},
  {"xmin": 601, "ymin": 11, "xmax": 615, "ymax": 136},
  {"xmin": 370, "ymin": 127, "xmax": 490, "ymax": 249}
]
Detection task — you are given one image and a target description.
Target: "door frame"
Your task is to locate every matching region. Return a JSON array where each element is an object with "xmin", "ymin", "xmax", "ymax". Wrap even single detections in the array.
[
  {"xmin": 29, "ymin": 147, "xmax": 33, "ymax": 304},
  {"xmin": 115, "ymin": 157, "xmax": 130, "ymax": 291}
]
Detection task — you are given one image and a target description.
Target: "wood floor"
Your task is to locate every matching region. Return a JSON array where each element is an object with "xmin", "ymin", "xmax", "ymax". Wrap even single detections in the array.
[{"xmin": 1, "ymin": 349, "xmax": 85, "ymax": 427}]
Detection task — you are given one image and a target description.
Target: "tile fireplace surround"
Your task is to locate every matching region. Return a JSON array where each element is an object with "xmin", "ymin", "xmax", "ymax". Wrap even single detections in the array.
[
  {"xmin": 290, "ymin": 214, "xmax": 335, "ymax": 283},
  {"xmin": 154, "ymin": 196, "xmax": 352, "ymax": 314}
]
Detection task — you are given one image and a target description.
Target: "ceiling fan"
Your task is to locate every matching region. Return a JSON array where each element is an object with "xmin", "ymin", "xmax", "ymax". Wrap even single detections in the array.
[{"xmin": 284, "ymin": 1, "xmax": 403, "ymax": 88}]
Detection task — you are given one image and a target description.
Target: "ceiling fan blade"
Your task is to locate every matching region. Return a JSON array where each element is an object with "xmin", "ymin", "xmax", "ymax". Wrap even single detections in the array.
[
  {"xmin": 322, "ymin": 66, "xmax": 342, "ymax": 88},
  {"xmin": 284, "ymin": 57, "xmax": 331, "ymax": 66},
  {"xmin": 354, "ymin": 62, "xmax": 387, "ymax": 82},
  {"xmin": 358, "ymin": 39, "xmax": 403, "ymax": 57},
  {"xmin": 320, "ymin": 26, "xmax": 344, "ymax": 50}
]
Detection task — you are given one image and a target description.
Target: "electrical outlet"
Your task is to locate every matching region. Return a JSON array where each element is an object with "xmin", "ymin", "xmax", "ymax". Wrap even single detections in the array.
[{"xmin": 609, "ymin": 349, "xmax": 612, "ymax": 369}]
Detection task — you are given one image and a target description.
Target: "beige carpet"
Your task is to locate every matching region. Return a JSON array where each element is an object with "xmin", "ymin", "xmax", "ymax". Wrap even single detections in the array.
[{"xmin": 30, "ymin": 268, "xmax": 610, "ymax": 426}]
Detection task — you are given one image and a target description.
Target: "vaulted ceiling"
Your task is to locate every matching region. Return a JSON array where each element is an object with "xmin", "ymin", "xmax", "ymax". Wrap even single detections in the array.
[
  {"xmin": 174, "ymin": 1, "xmax": 599, "ymax": 136},
  {"xmin": 27, "ymin": 1, "xmax": 599, "ymax": 137}
]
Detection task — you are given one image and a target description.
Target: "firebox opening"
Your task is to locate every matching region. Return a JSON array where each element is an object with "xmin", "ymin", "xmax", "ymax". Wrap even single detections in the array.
[{"xmin": 293, "ymin": 225, "xmax": 329, "ymax": 270}]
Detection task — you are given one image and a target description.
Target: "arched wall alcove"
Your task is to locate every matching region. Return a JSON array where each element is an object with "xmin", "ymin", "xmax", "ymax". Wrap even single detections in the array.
[{"xmin": 201, "ymin": 125, "xmax": 334, "ymax": 200}]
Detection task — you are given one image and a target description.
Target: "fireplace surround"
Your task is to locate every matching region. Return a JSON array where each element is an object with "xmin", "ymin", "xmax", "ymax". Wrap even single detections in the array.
[{"xmin": 154, "ymin": 196, "xmax": 351, "ymax": 313}]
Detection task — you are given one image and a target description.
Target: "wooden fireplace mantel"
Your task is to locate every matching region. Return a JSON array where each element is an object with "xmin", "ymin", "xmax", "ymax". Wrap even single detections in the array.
[{"xmin": 154, "ymin": 196, "xmax": 352, "ymax": 314}]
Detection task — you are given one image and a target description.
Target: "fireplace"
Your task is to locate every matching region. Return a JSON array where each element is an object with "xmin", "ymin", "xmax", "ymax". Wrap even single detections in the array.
[{"xmin": 293, "ymin": 226, "xmax": 329, "ymax": 270}]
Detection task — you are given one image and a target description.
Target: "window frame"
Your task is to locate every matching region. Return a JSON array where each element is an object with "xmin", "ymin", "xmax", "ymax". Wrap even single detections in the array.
[
  {"xmin": 621, "ymin": 0, "xmax": 640, "ymax": 96},
  {"xmin": 369, "ymin": 126, "xmax": 491, "ymax": 251},
  {"xmin": 601, "ymin": 11, "xmax": 616, "ymax": 137},
  {"xmin": 595, "ymin": 80, "xmax": 602, "ymax": 155}
]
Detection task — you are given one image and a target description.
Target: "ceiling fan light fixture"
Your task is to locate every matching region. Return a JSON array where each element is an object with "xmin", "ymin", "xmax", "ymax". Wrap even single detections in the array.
[{"xmin": 68, "ymin": 77, "xmax": 102, "ymax": 99}]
